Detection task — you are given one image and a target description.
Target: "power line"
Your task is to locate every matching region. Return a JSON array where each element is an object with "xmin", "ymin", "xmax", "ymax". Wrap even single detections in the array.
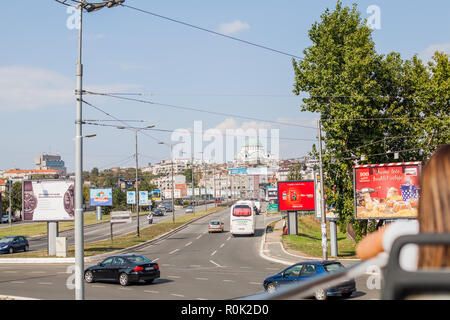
[
  {"xmin": 120, "ymin": 3, "xmax": 301, "ymax": 59},
  {"xmin": 83, "ymin": 91, "xmax": 317, "ymax": 129},
  {"xmin": 83, "ymin": 121, "xmax": 316, "ymax": 141}
]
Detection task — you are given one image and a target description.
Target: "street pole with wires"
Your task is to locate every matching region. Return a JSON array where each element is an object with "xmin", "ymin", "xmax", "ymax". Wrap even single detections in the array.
[
  {"xmin": 318, "ymin": 119, "xmax": 327, "ymax": 261},
  {"xmin": 135, "ymin": 129, "xmax": 140, "ymax": 237}
]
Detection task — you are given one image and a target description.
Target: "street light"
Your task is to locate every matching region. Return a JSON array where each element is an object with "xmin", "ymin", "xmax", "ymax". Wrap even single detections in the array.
[
  {"xmin": 55, "ymin": 0, "xmax": 125, "ymax": 300},
  {"xmin": 117, "ymin": 125, "xmax": 155, "ymax": 237},
  {"xmin": 181, "ymin": 151, "xmax": 196, "ymax": 215},
  {"xmin": 158, "ymin": 141, "xmax": 182, "ymax": 223}
]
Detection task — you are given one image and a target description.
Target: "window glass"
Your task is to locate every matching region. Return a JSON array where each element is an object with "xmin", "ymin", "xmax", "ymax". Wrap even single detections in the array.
[
  {"xmin": 125, "ymin": 255, "xmax": 152, "ymax": 264},
  {"xmin": 102, "ymin": 257, "xmax": 114, "ymax": 266},
  {"xmin": 284, "ymin": 265, "xmax": 303, "ymax": 277},
  {"xmin": 233, "ymin": 205, "xmax": 252, "ymax": 216},
  {"xmin": 113, "ymin": 257, "xmax": 127, "ymax": 266},
  {"xmin": 323, "ymin": 263, "xmax": 345, "ymax": 273},
  {"xmin": 300, "ymin": 264, "xmax": 317, "ymax": 276}
]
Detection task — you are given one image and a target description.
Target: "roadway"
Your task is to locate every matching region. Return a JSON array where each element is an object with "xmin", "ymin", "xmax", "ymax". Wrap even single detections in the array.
[{"xmin": 0, "ymin": 206, "xmax": 380, "ymax": 300}]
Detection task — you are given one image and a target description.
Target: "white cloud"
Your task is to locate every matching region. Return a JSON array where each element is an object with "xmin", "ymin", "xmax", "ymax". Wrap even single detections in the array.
[
  {"xmin": 419, "ymin": 43, "xmax": 450, "ymax": 62},
  {"xmin": 0, "ymin": 65, "xmax": 141, "ymax": 110},
  {"xmin": 217, "ymin": 20, "xmax": 250, "ymax": 36}
]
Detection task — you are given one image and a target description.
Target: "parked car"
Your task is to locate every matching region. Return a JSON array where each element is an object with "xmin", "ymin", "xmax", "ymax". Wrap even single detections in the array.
[
  {"xmin": 263, "ymin": 261, "xmax": 356, "ymax": 300},
  {"xmin": 159, "ymin": 203, "xmax": 173, "ymax": 212},
  {"xmin": 84, "ymin": 254, "xmax": 160, "ymax": 286},
  {"xmin": 0, "ymin": 236, "xmax": 29, "ymax": 254},
  {"xmin": 1, "ymin": 216, "xmax": 9, "ymax": 223},
  {"xmin": 208, "ymin": 221, "xmax": 224, "ymax": 233},
  {"xmin": 185, "ymin": 206, "xmax": 194, "ymax": 213},
  {"xmin": 12, "ymin": 216, "xmax": 22, "ymax": 222},
  {"xmin": 152, "ymin": 208, "xmax": 165, "ymax": 216}
]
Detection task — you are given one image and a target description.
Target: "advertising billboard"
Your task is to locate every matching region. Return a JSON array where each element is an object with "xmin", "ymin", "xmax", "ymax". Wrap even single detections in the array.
[
  {"xmin": 277, "ymin": 180, "xmax": 315, "ymax": 211},
  {"xmin": 139, "ymin": 191, "xmax": 149, "ymax": 206},
  {"xmin": 118, "ymin": 178, "xmax": 140, "ymax": 190},
  {"xmin": 126, "ymin": 191, "xmax": 136, "ymax": 204},
  {"xmin": 150, "ymin": 189, "xmax": 161, "ymax": 201},
  {"xmin": 267, "ymin": 187, "xmax": 278, "ymax": 200},
  {"xmin": 353, "ymin": 162, "xmax": 421, "ymax": 219},
  {"xmin": 229, "ymin": 168, "xmax": 247, "ymax": 175},
  {"xmin": 22, "ymin": 179, "xmax": 75, "ymax": 221},
  {"xmin": 89, "ymin": 188, "xmax": 112, "ymax": 206}
]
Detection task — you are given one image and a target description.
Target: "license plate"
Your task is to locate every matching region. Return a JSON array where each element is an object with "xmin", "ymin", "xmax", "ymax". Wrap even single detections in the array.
[{"xmin": 145, "ymin": 267, "xmax": 154, "ymax": 271}]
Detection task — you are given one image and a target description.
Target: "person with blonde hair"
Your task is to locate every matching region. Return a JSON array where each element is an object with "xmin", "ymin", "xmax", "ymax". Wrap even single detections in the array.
[{"xmin": 356, "ymin": 144, "xmax": 450, "ymax": 270}]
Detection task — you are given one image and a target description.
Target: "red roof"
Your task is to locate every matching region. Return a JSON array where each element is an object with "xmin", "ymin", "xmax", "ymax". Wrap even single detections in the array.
[{"xmin": 4, "ymin": 169, "xmax": 58, "ymax": 174}]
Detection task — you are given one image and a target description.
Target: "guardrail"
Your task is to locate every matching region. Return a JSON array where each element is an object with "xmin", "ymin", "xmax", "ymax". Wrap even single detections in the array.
[{"xmin": 238, "ymin": 233, "xmax": 450, "ymax": 300}]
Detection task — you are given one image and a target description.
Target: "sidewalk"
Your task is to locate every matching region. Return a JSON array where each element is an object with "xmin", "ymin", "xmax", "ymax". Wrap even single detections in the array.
[{"xmin": 261, "ymin": 216, "xmax": 360, "ymax": 267}]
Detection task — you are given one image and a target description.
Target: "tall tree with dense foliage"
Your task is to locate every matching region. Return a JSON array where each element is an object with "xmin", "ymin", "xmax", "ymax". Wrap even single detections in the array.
[{"xmin": 292, "ymin": 1, "xmax": 449, "ymax": 240}]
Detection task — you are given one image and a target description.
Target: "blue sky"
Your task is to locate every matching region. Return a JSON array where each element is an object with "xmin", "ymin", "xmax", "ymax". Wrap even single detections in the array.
[{"xmin": 1, "ymin": 0, "xmax": 449, "ymax": 172}]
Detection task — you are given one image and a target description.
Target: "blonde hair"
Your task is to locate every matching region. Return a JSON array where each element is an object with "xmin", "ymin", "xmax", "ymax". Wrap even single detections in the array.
[{"xmin": 418, "ymin": 144, "xmax": 450, "ymax": 268}]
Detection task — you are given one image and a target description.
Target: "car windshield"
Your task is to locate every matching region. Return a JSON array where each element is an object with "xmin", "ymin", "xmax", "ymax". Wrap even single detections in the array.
[
  {"xmin": 0, "ymin": 237, "xmax": 13, "ymax": 244},
  {"xmin": 210, "ymin": 221, "xmax": 220, "ymax": 225},
  {"xmin": 124, "ymin": 255, "xmax": 152, "ymax": 264},
  {"xmin": 323, "ymin": 263, "xmax": 345, "ymax": 273}
]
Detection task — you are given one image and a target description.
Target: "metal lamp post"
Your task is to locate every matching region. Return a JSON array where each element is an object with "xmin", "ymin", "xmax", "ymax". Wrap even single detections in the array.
[
  {"xmin": 117, "ymin": 125, "xmax": 155, "ymax": 237},
  {"xmin": 55, "ymin": 0, "xmax": 125, "ymax": 300}
]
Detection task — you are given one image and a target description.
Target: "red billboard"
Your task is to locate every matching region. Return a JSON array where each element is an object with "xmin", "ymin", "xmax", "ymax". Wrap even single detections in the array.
[
  {"xmin": 353, "ymin": 162, "xmax": 421, "ymax": 219},
  {"xmin": 277, "ymin": 180, "xmax": 315, "ymax": 211}
]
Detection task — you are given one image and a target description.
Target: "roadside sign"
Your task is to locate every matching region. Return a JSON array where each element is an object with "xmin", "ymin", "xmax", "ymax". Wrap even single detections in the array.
[
  {"xmin": 110, "ymin": 211, "xmax": 132, "ymax": 224},
  {"xmin": 127, "ymin": 191, "xmax": 136, "ymax": 204},
  {"xmin": 139, "ymin": 191, "xmax": 149, "ymax": 206}
]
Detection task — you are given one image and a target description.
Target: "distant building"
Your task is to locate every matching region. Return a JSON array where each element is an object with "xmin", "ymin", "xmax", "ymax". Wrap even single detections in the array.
[
  {"xmin": 0, "ymin": 169, "xmax": 59, "ymax": 181},
  {"xmin": 35, "ymin": 154, "xmax": 67, "ymax": 175}
]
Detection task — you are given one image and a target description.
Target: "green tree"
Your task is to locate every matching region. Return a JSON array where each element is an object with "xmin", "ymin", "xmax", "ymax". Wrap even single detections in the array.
[
  {"xmin": 292, "ymin": 1, "xmax": 449, "ymax": 240},
  {"xmin": 287, "ymin": 164, "xmax": 303, "ymax": 181}
]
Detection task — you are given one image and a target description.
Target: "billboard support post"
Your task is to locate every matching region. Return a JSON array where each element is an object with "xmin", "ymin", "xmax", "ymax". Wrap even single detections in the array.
[
  {"xmin": 96, "ymin": 206, "xmax": 102, "ymax": 220},
  {"xmin": 47, "ymin": 222, "xmax": 59, "ymax": 256},
  {"xmin": 287, "ymin": 211, "xmax": 298, "ymax": 235},
  {"xmin": 330, "ymin": 219, "xmax": 338, "ymax": 257},
  {"xmin": 317, "ymin": 119, "xmax": 327, "ymax": 261}
]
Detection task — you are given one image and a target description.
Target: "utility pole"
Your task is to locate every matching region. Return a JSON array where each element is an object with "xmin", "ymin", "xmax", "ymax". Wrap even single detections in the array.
[
  {"xmin": 318, "ymin": 119, "xmax": 327, "ymax": 261},
  {"xmin": 171, "ymin": 144, "xmax": 175, "ymax": 223},
  {"xmin": 56, "ymin": 0, "xmax": 125, "ymax": 300},
  {"xmin": 191, "ymin": 153, "xmax": 195, "ymax": 215},
  {"xmin": 213, "ymin": 166, "xmax": 216, "ymax": 207},
  {"xmin": 135, "ymin": 129, "xmax": 140, "ymax": 237},
  {"xmin": 8, "ymin": 180, "xmax": 12, "ymax": 227}
]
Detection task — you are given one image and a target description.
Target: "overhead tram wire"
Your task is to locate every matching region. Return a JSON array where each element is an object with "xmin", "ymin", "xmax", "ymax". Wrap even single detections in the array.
[
  {"xmin": 83, "ymin": 91, "xmax": 317, "ymax": 130},
  {"xmin": 119, "ymin": 4, "xmax": 301, "ymax": 59},
  {"xmin": 82, "ymin": 121, "xmax": 317, "ymax": 142}
]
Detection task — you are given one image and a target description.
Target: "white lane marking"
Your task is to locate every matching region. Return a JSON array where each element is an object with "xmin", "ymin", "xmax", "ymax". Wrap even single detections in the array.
[
  {"xmin": 265, "ymin": 268, "xmax": 279, "ymax": 270},
  {"xmin": 195, "ymin": 278, "xmax": 208, "ymax": 281},
  {"xmin": 58, "ymin": 272, "xmax": 69, "ymax": 274},
  {"xmin": 196, "ymin": 234, "xmax": 202, "ymax": 239},
  {"xmin": 152, "ymin": 258, "xmax": 159, "ymax": 262},
  {"xmin": 31, "ymin": 271, "xmax": 45, "ymax": 274},
  {"xmin": 227, "ymin": 236, "xmax": 231, "ymax": 241},
  {"xmin": 38, "ymin": 282, "xmax": 53, "ymax": 285},
  {"xmin": 185, "ymin": 242, "xmax": 192, "ymax": 247},
  {"xmin": 161, "ymin": 264, "xmax": 172, "ymax": 266},
  {"xmin": 171, "ymin": 294, "xmax": 185, "ymax": 297},
  {"xmin": 168, "ymin": 275, "xmax": 180, "ymax": 279},
  {"xmin": 211, "ymin": 250, "xmax": 217, "ymax": 256},
  {"xmin": 249, "ymin": 282, "xmax": 261, "ymax": 285},
  {"xmin": 196, "ymin": 298, "xmax": 207, "ymax": 300},
  {"xmin": 220, "ymin": 243, "xmax": 225, "ymax": 248},
  {"xmin": 119, "ymin": 288, "xmax": 132, "ymax": 291},
  {"xmin": 209, "ymin": 260, "xmax": 223, "ymax": 268},
  {"xmin": 190, "ymin": 265, "xmax": 201, "ymax": 268},
  {"xmin": 169, "ymin": 249, "xmax": 179, "ymax": 255},
  {"xmin": 10, "ymin": 281, "xmax": 25, "ymax": 284},
  {"xmin": 92, "ymin": 285, "xmax": 107, "ymax": 288},
  {"xmin": 4, "ymin": 271, "xmax": 17, "ymax": 274},
  {"xmin": 144, "ymin": 290, "xmax": 159, "ymax": 294},
  {"xmin": 240, "ymin": 266, "xmax": 251, "ymax": 269},
  {"xmin": 223, "ymin": 279, "xmax": 235, "ymax": 283}
]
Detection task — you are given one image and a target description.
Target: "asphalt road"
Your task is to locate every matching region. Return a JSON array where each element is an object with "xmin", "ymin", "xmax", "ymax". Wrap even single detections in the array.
[
  {"xmin": 22, "ymin": 203, "xmax": 213, "ymax": 252},
  {"xmin": 0, "ymin": 206, "xmax": 381, "ymax": 300}
]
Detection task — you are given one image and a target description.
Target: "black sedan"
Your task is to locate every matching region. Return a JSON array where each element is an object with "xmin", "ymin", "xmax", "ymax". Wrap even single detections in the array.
[
  {"xmin": 84, "ymin": 254, "xmax": 160, "ymax": 286},
  {"xmin": 152, "ymin": 208, "xmax": 165, "ymax": 216},
  {"xmin": 0, "ymin": 236, "xmax": 29, "ymax": 254}
]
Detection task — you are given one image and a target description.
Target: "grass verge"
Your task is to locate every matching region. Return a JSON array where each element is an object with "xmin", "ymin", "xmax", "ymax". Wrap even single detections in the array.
[
  {"xmin": 281, "ymin": 214, "xmax": 357, "ymax": 259},
  {"xmin": 3, "ymin": 206, "xmax": 222, "ymax": 258}
]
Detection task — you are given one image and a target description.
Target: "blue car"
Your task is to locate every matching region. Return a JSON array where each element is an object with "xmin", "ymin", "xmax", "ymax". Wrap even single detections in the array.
[
  {"xmin": 0, "ymin": 236, "xmax": 29, "ymax": 254},
  {"xmin": 1, "ymin": 215, "xmax": 9, "ymax": 223},
  {"xmin": 263, "ymin": 260, "xmax": 356, "ymax": 300}
]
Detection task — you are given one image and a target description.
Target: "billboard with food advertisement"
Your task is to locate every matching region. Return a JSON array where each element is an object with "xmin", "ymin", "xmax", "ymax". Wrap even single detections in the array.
[
  {"xmin": 22, "ymin": 179, "xmax": 75, "ymax": 221},
  {"xmin": 353, "ymin": 162, "xmax": 421, "ymax": 219},
  {"xmin": 277, "ymin": 180, "xmax": 315, "ymax": 211}
]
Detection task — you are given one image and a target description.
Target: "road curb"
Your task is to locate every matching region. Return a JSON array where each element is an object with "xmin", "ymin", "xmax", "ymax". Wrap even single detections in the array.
[
  {"xmin": 0, "ymin": 294, "xmax": 40, "ymax": 300},
  {"xmin": 0, "ymin": 206, "xmax": 225, "ymax": 264}
]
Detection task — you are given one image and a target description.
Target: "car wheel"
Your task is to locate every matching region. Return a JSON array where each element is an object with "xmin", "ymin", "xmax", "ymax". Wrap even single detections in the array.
[
  {"xmin": 314, "ymin": 289, "xmax": 327, "ymax": 300},
  {"xmin": 9, "ymin": 247, "xmax": 14, "ymax": 254},
  {"xmin": 84, "ymin": 271, "xmax": 95, "ymax": 283},
  {"xmin": 144, "ymin": 279, "xmax": 154, "ymax": 284},
  {"xmin": 119, "ymin": 273, "xmax": 129, "ymax": 286},
  {"xmin": 24, "ymin": 245, "xmax": 29, "ymax": 252},
  {"xmin": 266, "ymin": 283, "xmax": 277, "ymax": 293}
]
